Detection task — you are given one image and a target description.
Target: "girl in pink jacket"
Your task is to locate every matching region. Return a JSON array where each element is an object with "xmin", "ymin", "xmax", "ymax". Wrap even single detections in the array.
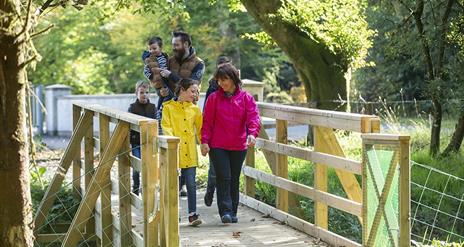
[{"xmin": 201, "ymin": 63, "xmax": 260, "ymax": 224}]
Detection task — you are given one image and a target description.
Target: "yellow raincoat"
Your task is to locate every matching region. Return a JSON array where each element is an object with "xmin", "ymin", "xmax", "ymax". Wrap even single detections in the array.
[{"xmin": 161, "ymin": 100, "xmax": 202, "ymax": 168}]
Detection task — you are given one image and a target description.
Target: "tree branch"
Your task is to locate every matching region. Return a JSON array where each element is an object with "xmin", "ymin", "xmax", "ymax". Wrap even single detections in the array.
[
  {"xmin": 20, "ymin": 0, "xmax": 33, "ymax": 36},
  {"xmin": 19, "ymin": 55, "xmax": 37, "ymax": 70},
  {"xmin": 31, "ymin": 24, "xmax": 54, "ymax": 39},
  {"xmin": 412, "ymin": 0, "xmax": 435, "ymax": 80},
  {"xmin": 436, "ymin": 0, "xmax": 455, "ymax": 77}
]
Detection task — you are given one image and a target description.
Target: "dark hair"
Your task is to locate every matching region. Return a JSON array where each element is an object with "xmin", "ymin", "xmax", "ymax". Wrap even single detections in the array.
[
  {"xmin": 172, "ymin": 30, "xmax": 192, "ymax": 46},
  {"xmin": 216, "ymin": 55, "xmax": 232, "ymax": 67},
  {"xmin": 214, "ymin": 63, "xmax": 241, "ymax": 87},
  {"xmin": 147, "ymin": 36, "xmax": 163, "ymax": 47},
  {"xmin": 175, "ymin": 78, "xmax": 198, "ymax": 96}
]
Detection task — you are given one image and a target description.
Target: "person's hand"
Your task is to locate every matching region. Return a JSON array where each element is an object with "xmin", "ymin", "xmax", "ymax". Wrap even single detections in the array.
[
  {"xmin": 160, "ymin": 87, "xmax": 169, "ymax": 97},
  {"xmin": 201, "ymin": 143, "xmax": 210, "ymax": 156},
  {"xmin": 160, "ymin": 69, "xmax": 171, "ymax": 78},
  {"xmin": 247, "ymin": 135, "xmax": 256, "ymax": 147}
]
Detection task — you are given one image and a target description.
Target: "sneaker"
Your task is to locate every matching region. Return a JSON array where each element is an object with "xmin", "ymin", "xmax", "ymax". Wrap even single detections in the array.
[
  {"xmin": 188, "ymin": 213, "xmax": 202, "ymax": 227},
  {"xmin": 204, "ymin": 191, "xmax": 213, "ymax": 207},
  {"xmin": 180, "ymin": 187, "xmax": 187, "ymax": 197},
  {"xmin": 231, "ymin": 215, "xmax": 238, "ymax": 223},
  {"xmin": 221, "ymin": 214, "xmax": 232, "ymax": 224}
]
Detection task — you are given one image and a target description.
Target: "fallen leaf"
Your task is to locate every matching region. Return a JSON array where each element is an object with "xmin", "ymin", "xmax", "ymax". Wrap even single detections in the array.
[
  {"xmin": 232, "ymin": 231, "xmax": 241, "ymax": 238},
  {"xmin": 261, "ymin": 214, "xmax": 271, "ymax": 218},
  {"xmin": 250, "ymin": 218, "xmax": 255, "ymax": 222}
]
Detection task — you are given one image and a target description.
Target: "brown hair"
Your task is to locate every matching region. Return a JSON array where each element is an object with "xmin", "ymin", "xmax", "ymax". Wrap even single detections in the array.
[
  {"xmin": 135, "ymin": 80, "xmax": 149, "ymax": 94},
  {"xmin": 214, "ymin": 63, "xmax": 241, "ymax": 87},
  {"xmin": 175, "ymin": 78, "xmax": 198, "ymax": 96}
]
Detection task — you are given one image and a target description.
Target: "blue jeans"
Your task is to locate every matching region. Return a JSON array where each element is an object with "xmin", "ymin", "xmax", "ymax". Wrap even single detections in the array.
[
  {"xmin": 206, "ymin": 157, "xmax": 216, "ymax": 194},
  {"xmin": 131, "ymin": 145, "xmax": 141, "ymax": 195},
  {"xmin": 209, "ymin": 148, "xmax": 247, "ymax": 217},
  {"xmin": 180, "ymin": 167, "xmax": 197, "ymax": 214}
]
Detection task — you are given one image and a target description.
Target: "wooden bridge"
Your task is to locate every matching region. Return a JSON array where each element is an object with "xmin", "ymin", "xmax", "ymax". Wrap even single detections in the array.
[{"xmin": 33, "ymin": 101, "xmax": 411, "ymax": 247}]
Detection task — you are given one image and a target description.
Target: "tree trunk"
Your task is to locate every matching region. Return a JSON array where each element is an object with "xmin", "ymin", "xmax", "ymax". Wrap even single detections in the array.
[
  {"xmin": 430, "ymin": 99, "xmax": 442, "ymax": 156},
  {"xmin": 240, "ymin": 0, "xmax": 347, "ymax": 111},
  {"xmin": 442, "ymin": 108, "xmax": 464, "ymax": 155},
  {"xmin": 0, "ymin": 1, "xmax": 34, "ymax": 246},
  {"xmin": 241, "ymin": 0, "xmax": 349, "ymax": 220}
]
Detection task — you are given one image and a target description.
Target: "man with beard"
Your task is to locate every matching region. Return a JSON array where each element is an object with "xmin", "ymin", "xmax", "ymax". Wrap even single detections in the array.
[
  {"xmin": 160, "ymin": 31, "xmax": 204, "ymax": 197},
  {"xmin": 160, "ymin": 31, "xmax": 204, "ymax": 102}
]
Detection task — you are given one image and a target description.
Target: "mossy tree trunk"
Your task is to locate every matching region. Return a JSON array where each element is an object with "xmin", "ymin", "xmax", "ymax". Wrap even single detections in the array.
[
  {"xmin": 241, "ymin": 0, "xmax": 349, "ymax": 219},
  {"xmin": 240, "ymin": 0, "xmax": 348, "ymax": 111},
  {"xmin": 0, "ymin": 1, "xmax": 34, "ymax": 246}
]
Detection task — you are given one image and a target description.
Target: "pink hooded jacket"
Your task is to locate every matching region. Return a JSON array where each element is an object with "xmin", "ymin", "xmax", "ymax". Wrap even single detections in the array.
[{"xmin": 201, "ymin": 87, "xmax": 261, "ymax": 150}]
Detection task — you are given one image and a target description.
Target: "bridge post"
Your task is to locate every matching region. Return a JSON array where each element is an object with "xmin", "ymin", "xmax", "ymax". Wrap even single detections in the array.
[
  {"xmin": 72, "ymin": 105, "xmax": 82, "ymax": 200},
  {"xmin": 399, "ymin": 138, "xmax": 411, "ymax": 247},
  {"xmin": 99, "ymin": 114, "xmax": 113, "ymax": 246},
  {"xmin": 118, "ymin": 137, "xmax": 132, "ymax": 246},
  {"xmin": 276, "ymin": 119, "xmax": 288, "ymax": 212},
  {"xmin": 245, "ymin": 145, "xmax": 256, "ymax": 197},
  {"xmin": 84, "ymin": 113, "xmax": 96, "ymax": 244},
  {"xmin": 165, "ymin": 138, "xmax": 180, "ymax": 247},
  {"xmin": 314, "ymin": 126, "xmax": 328, "ymax": 229},
  {"xmin": 361, "ymin": 134, "xmax": 410, "ymax": 247},
  {"xmin": 140, "ymin": 121, "xmax": 159, "ymax": 247}
]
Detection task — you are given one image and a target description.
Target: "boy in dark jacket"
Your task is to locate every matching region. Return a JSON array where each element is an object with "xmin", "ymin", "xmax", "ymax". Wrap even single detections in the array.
[{"xmin": 128, "ymin": 81, "xmax": 156, "ymax": 195}]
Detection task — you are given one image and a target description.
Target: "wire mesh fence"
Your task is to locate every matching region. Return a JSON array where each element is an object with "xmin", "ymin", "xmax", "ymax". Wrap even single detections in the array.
[{"xmin": 410, "ymin": 161, "xmax": 464, "ymax": 245}]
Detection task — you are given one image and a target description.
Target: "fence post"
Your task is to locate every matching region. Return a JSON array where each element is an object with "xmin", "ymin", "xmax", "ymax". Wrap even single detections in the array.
[
  {"xmin": 140, "ymin": 121, "xmax": 159, "ymax": 247},
  {"xmin": 314, "ymin": 126, "xmax": 328, "ymax": 229},
  {"xmin": 84, "ymin": 114, "xmax": 96, "ymax": 243},
  {"xmin": 276, "ymin": 119, "xmax": 288, "ymax": 212},
  {"xmin": 245, "ymin": 145, "xmax": 256, "ymax": 197},
  {"xmin": 119, "ymin": 137, "xmax": 132, "ymax": 246},
  {"xmin": 361, "ymin": 134, "xmax": 410, "ymax": 247},
  {"xmin": 99, "ymin": 114, "xmax": 113, "ymax": 245},
  {"xmin": 72, "ymin": 105, "xmax": 82, "ymax": 200},
  {"xmin": 166, "ymin": 138, "xmax": 179, "ymax": 247},
  {"xmin": 399, "ymin": 138, "xmax": 411, "ymax": 246}
]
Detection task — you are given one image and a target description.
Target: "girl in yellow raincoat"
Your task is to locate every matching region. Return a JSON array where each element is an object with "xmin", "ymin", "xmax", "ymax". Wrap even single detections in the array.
[{"xmin": 161, "ymin": 78, "xmax": 203, "ymax": 226}]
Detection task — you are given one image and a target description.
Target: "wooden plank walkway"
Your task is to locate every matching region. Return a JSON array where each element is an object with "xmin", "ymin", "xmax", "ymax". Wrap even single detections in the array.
[
  {"xmin": 178, "ymin": 191, "xmax": 326, "ymax": 247},
  {"xmin": 127, "ymin": 191, "xmax": 326, "ymax": 246}
]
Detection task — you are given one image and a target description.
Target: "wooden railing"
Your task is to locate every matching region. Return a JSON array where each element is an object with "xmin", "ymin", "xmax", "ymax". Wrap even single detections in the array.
[
  {"xmin": 34, "ymin": 102, "xmax": 180, "ymax": 247},
  {"xmin": 240, "ymin": 102, "xmax": 410, "ymax": 247}
]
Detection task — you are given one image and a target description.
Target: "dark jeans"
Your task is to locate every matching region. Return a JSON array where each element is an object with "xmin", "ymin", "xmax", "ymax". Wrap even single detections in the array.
[
  {"xmin": 131, "ymin": 145, "xmax": 141, "ymax": 195},
  {"xmin": 179, "ymin": 167, "xmax": 197, "ymax": 214},
  {"xmin": 209, "ymin": 148, "xmax": 247, "ymax": 217},
  {"xmin": 206, "ymin": 156, "xmax": 216, "ymax": 194}
]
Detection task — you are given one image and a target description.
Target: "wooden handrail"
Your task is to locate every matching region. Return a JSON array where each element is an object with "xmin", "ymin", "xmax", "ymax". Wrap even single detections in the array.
[{"xmin": 258, "ymin": 102, "xmax": 380, "ymax": 132}]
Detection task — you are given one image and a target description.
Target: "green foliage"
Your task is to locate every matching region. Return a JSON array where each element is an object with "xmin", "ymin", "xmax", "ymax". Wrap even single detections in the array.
[
  {"xmin": 31, "ymin": 180, "xmax": 80, "ymax": 233},
  {"xmin": 28, "ymin": 0, "xmax": 300, "ymax": 95},
  {"xmin": 354, "ymin": 1, "xmax": 463, "ymax": 102},
  {"xmin": 276, "ymin": 0, "xmax": 374, "ymax": 69}
]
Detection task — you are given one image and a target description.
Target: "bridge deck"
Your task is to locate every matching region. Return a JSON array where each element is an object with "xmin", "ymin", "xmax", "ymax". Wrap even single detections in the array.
[{"xmin": 132, "ymin": 191, "xmax": 327, "ymax": 247}]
